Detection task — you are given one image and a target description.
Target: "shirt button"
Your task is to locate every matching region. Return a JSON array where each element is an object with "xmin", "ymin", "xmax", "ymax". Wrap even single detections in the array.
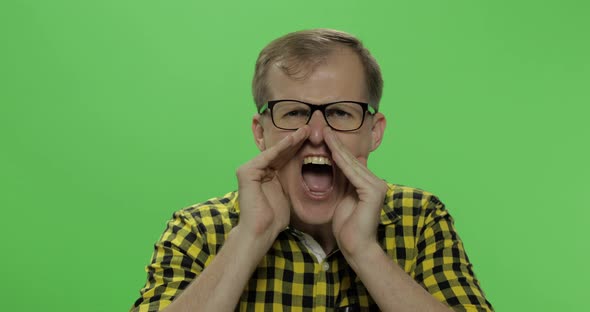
[{"xmin": 322, "ymin": 262, "xmax": 330, "ymax": 271}]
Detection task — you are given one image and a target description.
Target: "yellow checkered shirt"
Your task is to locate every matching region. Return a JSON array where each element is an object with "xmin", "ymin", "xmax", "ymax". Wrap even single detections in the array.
[{"xmin": 131, "ymin": 184, "xmax": 493, "ymax": 311}]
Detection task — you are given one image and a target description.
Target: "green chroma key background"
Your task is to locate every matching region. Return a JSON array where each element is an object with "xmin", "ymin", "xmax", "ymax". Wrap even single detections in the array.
[{"xmin": 1, "ymin": 0, "xmax": 588, "ymax": 311}]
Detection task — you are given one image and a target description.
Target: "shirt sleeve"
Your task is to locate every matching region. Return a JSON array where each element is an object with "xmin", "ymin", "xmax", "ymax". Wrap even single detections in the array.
[
  {"xmin": 414, "ymin": 195, "xmax": 494, "ymax": 312},
  {"xmin": 130, "ymin": 210, "xmax": 208, "ymax": 312}
]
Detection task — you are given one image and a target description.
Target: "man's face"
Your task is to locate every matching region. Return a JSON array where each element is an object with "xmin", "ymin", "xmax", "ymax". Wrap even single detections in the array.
[{"xmin": 252, "ymin": 47, "xmax": 386, "ymax": 229}]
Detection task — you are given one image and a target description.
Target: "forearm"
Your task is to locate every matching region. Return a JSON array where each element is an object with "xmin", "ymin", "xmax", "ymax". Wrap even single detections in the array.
[
  {"xmin": 162, "ymin": 225, "xmax": 275, "ymax": 312},
  {"xmin": 344, "ymin": 243, "xmax": 452, "ymax": 312}
]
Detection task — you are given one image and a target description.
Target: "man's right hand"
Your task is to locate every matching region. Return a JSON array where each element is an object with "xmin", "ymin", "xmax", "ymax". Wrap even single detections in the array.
[
  {"xmin": 235, "ymin": 126, "xmax": 310, "ymax": 241},
  {"xmin": 161, "ymin": 127, "xmax": 310, "ymax": 312}
]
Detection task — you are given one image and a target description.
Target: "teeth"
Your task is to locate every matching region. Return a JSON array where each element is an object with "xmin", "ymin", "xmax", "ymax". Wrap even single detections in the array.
[{"xmin": 303, "ymin": 156, "xmax": 332, "ymax": 166}]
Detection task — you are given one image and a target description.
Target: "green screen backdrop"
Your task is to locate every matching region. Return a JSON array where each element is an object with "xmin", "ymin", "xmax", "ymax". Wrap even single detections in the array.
[{"xmin": 1, "ymin": 0, "xmax": 589, "ymax": 311}]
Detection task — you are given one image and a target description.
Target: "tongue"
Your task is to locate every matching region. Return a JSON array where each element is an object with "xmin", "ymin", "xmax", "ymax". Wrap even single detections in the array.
[{"xmin": 302, "ymin": 167, "xmax": 333, "ymax": 192}]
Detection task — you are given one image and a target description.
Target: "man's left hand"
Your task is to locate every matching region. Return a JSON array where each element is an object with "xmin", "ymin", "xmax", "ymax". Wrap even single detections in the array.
[{"xmin": 324, "ymin": 127, "xmax": 388, "ymax": 257}]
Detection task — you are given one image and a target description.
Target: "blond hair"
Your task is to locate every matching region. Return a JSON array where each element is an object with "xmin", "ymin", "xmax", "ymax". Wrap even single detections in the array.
[{"xmin": 252, "ymin": 29, "xmax": 383, "ymax": 111}]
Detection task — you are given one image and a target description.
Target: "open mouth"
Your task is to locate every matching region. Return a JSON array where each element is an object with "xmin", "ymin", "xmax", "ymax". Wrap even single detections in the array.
[{"xmin": 301, "ymin": 156, "xmax": 334, "ymax": 196}]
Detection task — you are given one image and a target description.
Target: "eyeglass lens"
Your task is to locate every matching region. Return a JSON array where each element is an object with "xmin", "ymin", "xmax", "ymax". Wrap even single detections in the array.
[{"xmin": 272, "ymin": 101, "xmax": 364, "ymax": 130}]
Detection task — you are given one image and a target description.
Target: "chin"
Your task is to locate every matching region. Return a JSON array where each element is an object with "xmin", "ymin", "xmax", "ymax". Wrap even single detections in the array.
[
  {"xmin": 287, "ymin": 179, "xmax": 349, "ymax": 230},
  {"xmin": 290, "ymin": 199, "xmax": 338, "ymax": 226}
]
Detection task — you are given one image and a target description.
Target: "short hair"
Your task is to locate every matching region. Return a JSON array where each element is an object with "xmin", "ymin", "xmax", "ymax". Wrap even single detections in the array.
[{"xmin": 252, "ymin": 29, "xmax": 383, "ymax": 111}]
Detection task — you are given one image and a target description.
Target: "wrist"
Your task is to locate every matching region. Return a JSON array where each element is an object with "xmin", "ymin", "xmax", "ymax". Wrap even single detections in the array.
[
  {"xmin": 342, "ymin": 241, "xmax": 383, "ymax": 272},
  {"xmin": 230, "ymin": 224, "xmax": 279, "ymax": 257}
]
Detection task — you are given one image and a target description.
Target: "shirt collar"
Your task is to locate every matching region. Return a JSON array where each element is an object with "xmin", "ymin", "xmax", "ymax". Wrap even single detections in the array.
[{"xmin": 379, "ymin": 183, "xmax": 401, "ymax": 225}]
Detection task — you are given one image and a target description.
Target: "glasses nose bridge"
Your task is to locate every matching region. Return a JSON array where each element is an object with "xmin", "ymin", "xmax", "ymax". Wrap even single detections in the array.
[{"xmin": 306, "ymin": 104, "xmax": 329, "ymax": 127}]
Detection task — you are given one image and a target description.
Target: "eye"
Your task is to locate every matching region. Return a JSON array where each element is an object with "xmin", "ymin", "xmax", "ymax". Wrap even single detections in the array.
[
  {"xmin": 326, "ymin": 108, "xmax": 353, "ymax": 118},
  {"xmin": 283, "ymin": 109, "xmax": 309, "ymax": 118}
]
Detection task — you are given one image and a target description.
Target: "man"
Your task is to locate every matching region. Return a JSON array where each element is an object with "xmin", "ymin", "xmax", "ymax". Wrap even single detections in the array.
[{"xmin": 131, "ymin": 29, "xmax": 493, "ymax": 311}]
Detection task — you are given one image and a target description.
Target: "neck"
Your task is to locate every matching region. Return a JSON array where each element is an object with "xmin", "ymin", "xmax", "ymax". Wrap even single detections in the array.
[{"xmin": 291, "ymin": 222, "xmax": 337, "ymax": 254}]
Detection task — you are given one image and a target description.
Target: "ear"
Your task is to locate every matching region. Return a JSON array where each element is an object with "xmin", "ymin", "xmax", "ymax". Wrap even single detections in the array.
[
  {"xmin": 252, "ymin": 114, "xmax": 266, "ymax": 151},
  {"xmin": 369, "ymin": 112, "xmax": 386, "ymax": 152}
]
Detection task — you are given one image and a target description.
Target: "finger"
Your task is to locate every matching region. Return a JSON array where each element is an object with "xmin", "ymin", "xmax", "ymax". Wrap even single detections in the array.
[
  {"xmin": 238, "ymin": 127, "xmax": 309, "ymax": 185},
  {"xmin": 268, "ymin": 126, "xmax": 310, "ymax": 169},
  {"xmin": 332, "ymin": 191, "xmax": 357, "ymax": 229},
  {"xmin": 357, "ymin": 156, "xmax": 368, "ymax": 167},
  {"xmin": 251, "ymin": 126, "xmax": 309, "ymax": 170},
  {"xmin": 325, "ymin": 128, "xmax": 387, "ymax": 202},
  {"xmin": 324, "ymin": 128, "xmax": 378, "ymax": 187}
]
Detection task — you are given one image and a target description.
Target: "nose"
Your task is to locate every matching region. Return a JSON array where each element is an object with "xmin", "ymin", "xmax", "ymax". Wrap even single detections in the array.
[{"xmin": 307, "ymin": 110, "xmax": 328, "ymax": 145}]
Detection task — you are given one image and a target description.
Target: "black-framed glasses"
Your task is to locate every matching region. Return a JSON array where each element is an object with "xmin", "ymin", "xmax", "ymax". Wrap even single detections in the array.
[{"xmin": 259, "ymin": 99, "xmax": 376, "ymax": 132}]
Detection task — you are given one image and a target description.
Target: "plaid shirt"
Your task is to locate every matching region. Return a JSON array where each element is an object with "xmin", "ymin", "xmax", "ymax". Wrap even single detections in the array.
[{"xmin": 131, "ymin": 184, "xmax": 493, "ymax": 311}]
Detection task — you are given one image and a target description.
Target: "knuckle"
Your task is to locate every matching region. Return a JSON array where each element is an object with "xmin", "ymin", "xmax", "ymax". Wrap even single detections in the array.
[{"xmin": 236, "ymin": 163, "xmax": 250, "ymax": 178}]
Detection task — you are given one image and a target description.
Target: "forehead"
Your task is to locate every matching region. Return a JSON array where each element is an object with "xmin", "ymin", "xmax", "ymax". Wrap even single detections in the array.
[{"xmin": 266, "ymin": 47, "xmax": 368, "ymax": 104}]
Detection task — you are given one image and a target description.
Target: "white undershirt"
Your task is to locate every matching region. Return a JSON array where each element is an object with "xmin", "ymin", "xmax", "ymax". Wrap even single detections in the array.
[{"xmin": 293, "ymin": 231, "xmax": 327, "ymax": 264}]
